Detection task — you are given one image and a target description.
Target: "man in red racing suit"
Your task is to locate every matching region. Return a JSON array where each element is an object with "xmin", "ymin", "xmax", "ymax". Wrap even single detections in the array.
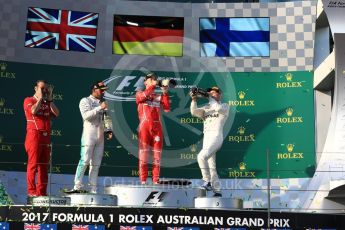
[
  {"xmin": 136, "ymin": 73, "xmax": 170, "ymax": 185},
  {"xmin": 23, "ymin": 80, "xmax": 59, "ymax": 197}
]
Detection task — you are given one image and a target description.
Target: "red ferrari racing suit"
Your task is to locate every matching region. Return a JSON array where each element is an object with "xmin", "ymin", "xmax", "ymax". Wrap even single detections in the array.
[
  {"xmin": 23, "ymin": 96, "xmax": 55, "ymax": 196},
  {"xmin": 136, "ymin": 85, "xmax": 170, "ymax": 183}
]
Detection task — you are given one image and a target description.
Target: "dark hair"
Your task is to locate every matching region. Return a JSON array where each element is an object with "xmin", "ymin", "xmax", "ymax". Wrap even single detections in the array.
[
  {"xmin": 145, "ymin": 72, "xmax": 157, "ymax": 81},
  {"xmin": 35, "ymin": 80, "xmax": 47, "ymax": 87},
  {"xmin": 91, "ymin": 80, "xmax": 104, "ymax": 91},
  {"xmin": 207, "ymin": 86, "xmax": 222, "ymax": 94}
]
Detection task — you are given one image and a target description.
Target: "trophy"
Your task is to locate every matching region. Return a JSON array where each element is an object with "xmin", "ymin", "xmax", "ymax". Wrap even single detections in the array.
[
  {"xmin": 158, "ymin": 78, "xmax": 177, "ymax": 88},
  {"xmin": 190, "ymin": 87, "xmax": 209, "ymax": 98}
]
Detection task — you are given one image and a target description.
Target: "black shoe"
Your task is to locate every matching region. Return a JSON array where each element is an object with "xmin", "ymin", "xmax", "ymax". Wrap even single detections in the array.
[
  {"xmin": 27, "ymin": 194, "xmax": 37, "ymax": 198},
  {"xmin": 27, "ymin": 195, "xmax": 37, "ymax": 205},
  {"xmin": 213, "ymin": 192, "xmax": 222, "ymax": 197},
  {"xmin": 201, "ymin": 181, "xmax": 213, "ymax": 191},
  {"xmin": 62, "ymin": 188, "xmax": 88, "ymax": 194}
]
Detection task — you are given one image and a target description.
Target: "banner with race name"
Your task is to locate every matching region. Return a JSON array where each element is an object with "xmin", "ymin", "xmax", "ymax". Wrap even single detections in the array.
[
  {"xmin": 0, "ymin": 206, "xmax": 342, "ymax": 229},
  {"xmin": 0, "ymin": 61, "xmax": 314, "ymax": 179}
]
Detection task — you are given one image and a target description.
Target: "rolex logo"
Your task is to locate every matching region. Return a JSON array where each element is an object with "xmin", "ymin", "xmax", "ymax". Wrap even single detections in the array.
[
  {"xmin": 229, "ymin": 91, "xmax": 254, "ymax": 107},
  {"xmin": 286, "ymin": 107, "xmax": 293, "ymax": 116},
  {"xmin": 229, "ymin": 126, "xmax": 255, "ymax": 143},
  {"xmin": 0, "ymin": 98, "xmax": 14, "ymax": 115},
  {"xmin": 276, "ymin": 73, "xmax": 302, "ymax": 88},
  {"xmin": 238, "ymin": 91, "xmax": 245, "ymax": 100},
  {"xmin": 0, "ymin": 135, "xmax": 12, "ymax": 151},
  {"xmin": 239, "ymin": 162, "xmax": 246, "ymax": 170},
  {"xmin": 276, "ymin": 107, "xmax": 303, "ymax": 124},
  {"xmin": 285, "ymin": 73, "xmax": 293, "ymax": 81},
  {"xmin": 190, "ymin": 144, "xmax": 197, "ymax": 152},
  {"xmin": 238, "ymin": 126, "xmax": 245, "ymax": 135},
  {"xmin": 104, "ymin": 151, "xmax": 110, "ymax": 158},
  {"xmin": 51, "ymin": 130, "xmax": 62, "ymax": 136},
  {"xmin": 0, "ymin": 63, "xmax": 7, "ymax": 71},
  {"xmin": 0, "ymin": 98, "xmax": 5, "ymax": 107},
  {"xmin": 287, "ymin": 144, "xmax": 294, "ymax": 152},
  {"xmin": 277, "ymin": 143, "xmax": 303, "ymax": 160}
]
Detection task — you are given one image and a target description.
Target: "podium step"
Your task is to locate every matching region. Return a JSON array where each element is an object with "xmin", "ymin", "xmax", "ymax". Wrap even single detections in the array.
[
  {"xmin": 30, "ymin": 196, "xmax": 71, "ymax": 206},
  {"xmin": 104, "ymin": 184, "xmax": 205, "ymax": 208},
  {"xmin": 64, "ymin": 194, "xmax": 117, "ymax": 206},
  {"xmin": 194, "ymin": 197, "xmax": 243, "ymax": 209}
]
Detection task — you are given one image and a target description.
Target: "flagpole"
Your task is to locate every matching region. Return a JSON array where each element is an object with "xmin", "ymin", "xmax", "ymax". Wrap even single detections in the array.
[
  {"xmin": 267, "ymin": 148, "xmax": 271, "ymax": 229},
  {"xmin": 49, "ymin": 142, "xmax": 53, "ymax": 223}
]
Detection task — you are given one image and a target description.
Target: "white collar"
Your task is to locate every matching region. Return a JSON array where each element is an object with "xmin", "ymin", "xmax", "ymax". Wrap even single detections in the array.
[{"xmin": 89, "ymin": 95, "xmax": 100, "ymax": 103}]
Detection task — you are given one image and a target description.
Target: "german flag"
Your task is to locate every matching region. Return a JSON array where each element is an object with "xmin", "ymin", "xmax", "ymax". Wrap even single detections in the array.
[{"xmin": 113, "ymin": 15, "xmax": 184, "ymax": 56}]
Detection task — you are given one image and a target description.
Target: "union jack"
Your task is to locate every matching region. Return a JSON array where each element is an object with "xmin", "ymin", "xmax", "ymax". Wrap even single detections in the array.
[
  {"xmin": 25, "ymin": 7, "xmax": 98, "ymax": 52},
  {"xmin": 71, "ymin": 225, "xmax": 89, "ymax": 230},
  {"xmin": 120, "ymin": 227, "xmax": 151, "ymax": 230},
  {"xmin": 167, "ymin": 228, "xmax": 199, "ymax": 230},
  {"xmin": 24, "ymin": 223, "xmax": 40, "ymax": 230},
  {"xmin": 215, "ymin": 228, "xmax": 246, "ymax": 230}
]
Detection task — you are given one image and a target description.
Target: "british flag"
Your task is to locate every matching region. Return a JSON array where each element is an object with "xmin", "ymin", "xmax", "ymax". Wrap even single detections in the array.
[
  {"xmin": 71, "ymin": 225, "xmax": 104, "ymax": 230},
  {"xmin": 120, "ymin": 227, "xmax": 152, "ymax": 230},
  {"xmin": 214, "ymin": 228, "xmax": 246, "ymax": 230},
  {"xmin": 71, "ymin": 225, "xmax": 89, "ymax": 230},
  {"xmin": 25, "ymin": 7, "xmax": 99, "ymax": 52},
  {"xmin": 167, "ymin": 228, "xmax": 200, "ymax": 230},
  {"xmin": 24, "ymin": 223, "xmax": 40, "ymax": 230},
  {"xmin": 120, "ymin": 227, "xmax": 137, "ymax": 230}
]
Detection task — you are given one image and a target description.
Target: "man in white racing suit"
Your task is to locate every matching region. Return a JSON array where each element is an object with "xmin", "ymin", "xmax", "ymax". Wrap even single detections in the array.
[
  {"xmin": 190, "ymin": 86, "xmax": 229, "ymax": 197},
  {"xmin": 66, "ymin": 81, "xmax": 113, "ymax": 194}
]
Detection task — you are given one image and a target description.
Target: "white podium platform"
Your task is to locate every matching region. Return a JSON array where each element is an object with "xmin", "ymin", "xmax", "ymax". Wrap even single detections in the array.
[
  {"xmin": 194, "ymin": 197, "xmax": 243, "ymax": 209},
  {"xmin": 29, "ymin": 183, "xmax": 243, "ymax": 210},
  {"xmin": 104, "ymin": 184, "xmax": 205, "ymax": 208},
  {"xmin": 31, "ymin": 196, "xmax": 71, "ymax": 206},
  {"xmin": 64, "ymin": 194, "xmax": 117, "ymax": 206}
]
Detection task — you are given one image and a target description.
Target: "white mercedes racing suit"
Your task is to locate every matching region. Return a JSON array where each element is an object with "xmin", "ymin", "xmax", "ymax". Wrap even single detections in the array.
[
  {"xmin": 73, "ymin": 95, "xmax": 112, "ymax": 193},
  {"xmin": 191, "ymin": 97, "xmax": 229, "ymax": 192}
]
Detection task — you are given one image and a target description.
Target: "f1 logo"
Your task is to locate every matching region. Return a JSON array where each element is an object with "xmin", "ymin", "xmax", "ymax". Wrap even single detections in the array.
[{"xmin": 145, "ymin": 191, "xmax": 167, "ymax": 203}]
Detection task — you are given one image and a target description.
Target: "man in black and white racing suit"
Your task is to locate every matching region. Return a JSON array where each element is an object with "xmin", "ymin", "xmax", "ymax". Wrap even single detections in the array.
[
  {"xmin": 190, "ymin": 86, "xmax": 229, "ymax": 197},
  {"xmin": 66, "ymin": 81, "xmax": 113, "ymax": 194}
]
